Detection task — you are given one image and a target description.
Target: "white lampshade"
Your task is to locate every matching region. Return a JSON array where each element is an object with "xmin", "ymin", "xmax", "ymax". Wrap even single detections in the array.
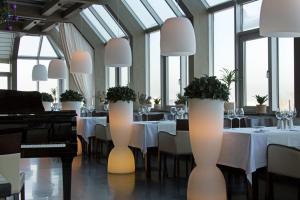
[
  {"xmin": 105, "ymin": 38, "xmax": 132, "ymax": 68},
  {"xmin": 32, "ymin": 64, "xmax": 48, "ymax": 81},
  {"xmin": 161, "ymin": 17, "xmax": 196, "ymax": 56},
  {"xmin": 260, "ymin": 0, "xmax": 300, "ymax": 37},
  {"xmin": 70, "ymin": 51, "xmax": 92, "ymax": 74},
  {"xmin": 48, "ymin": 59, "xmax": 68, "ymax": 79}
]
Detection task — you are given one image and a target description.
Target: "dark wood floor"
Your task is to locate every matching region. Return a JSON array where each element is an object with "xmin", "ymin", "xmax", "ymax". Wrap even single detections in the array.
[{"xmin": 20, "ymin": 156, "xmax": 298, "ymax": 200}]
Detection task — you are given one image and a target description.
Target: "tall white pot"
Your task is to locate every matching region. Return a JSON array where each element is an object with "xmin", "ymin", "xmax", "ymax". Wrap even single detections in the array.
[
  {"xmin": 108, "ymin": 101, "xmax": 135, "ymax": 174},
  {"xmin": 42, "ymin": 102, "xmax": 52, "ymax": 111},
  {"xmin": 187, "ymin": 99, "xmax": 226, "ymax": 200},
  {"xmin": 61, "ymin": 101, "xmax": 81, "ymax": 117}
]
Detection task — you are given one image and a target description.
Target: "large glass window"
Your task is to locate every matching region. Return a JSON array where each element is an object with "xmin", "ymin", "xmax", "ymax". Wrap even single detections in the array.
[
  {"xmin": 167, "ymin": 56, "xmax": 181, "ymax": 105},
  {"xmin": 244, "ymin": 38, "xmax": 269, "ymax": 106},
  {"xmin": 213, "ymin": 7, "xmax": 235, "ymax": 102},
  {"xmin": 146, "ymin": 0, "xmax": 176, "ymax": 21},
  {"xmin": 242, "ymin": 0, "xmax": 262, "ymax": 31},
  {"xmin": 107, "ymin": 67, "xmax": 116, "ymax": 88},
  {"xmin": 149, "ymin": 31, "xmax": 161, "ymax": 99},
  {"xmin": 17, "ymin": 36, "xmax": 61, "ymax": 93},
  {"xmin": 204, "ymin": 0, "xmax": 231, "ymax": 7},
  {"xmin": 122, "ymin": 0, "xmax": 157, "ymax": 29},
  {"xmin": 120, "ymin": 67, "xmax": 129, "ymax": 86},
  {"xmin": 0, "ymin": 76, "xmax": 8, "ymax": 89},
  {"xmin": 279, "ymin": 38, "xmax": 294, "ymax": 109},
  {"xmin": 0, "ymin": 63, "xmax": 10, "ymax": 72}
]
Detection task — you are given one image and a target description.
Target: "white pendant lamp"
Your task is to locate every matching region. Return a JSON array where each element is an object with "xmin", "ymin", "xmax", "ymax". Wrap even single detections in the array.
[
  {"xmin": 32, "ymin": 64, "xmax": 48, "ymax": 81},
  {"xmin": 48, "ymin": 59, "xmax": 68, "ymax": 79},
  {"xmin": 105, "ymin": 38, "xmax": 132, "ymax": 67},
  {"xmin": 161, "ymin": 17, "xmax": 196, "ymax": 56},
  {"xmin": 70, "ymin": 51, "xmax": 92, "ymax": 74},
  {"xmin": 260, "ymin": 0, "xmax": 300, "ymax": 37}
]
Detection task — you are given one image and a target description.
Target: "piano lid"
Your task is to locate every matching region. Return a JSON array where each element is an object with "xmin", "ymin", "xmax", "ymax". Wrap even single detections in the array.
[{"xmin": 0, "ymin": 90, "xmax": 45, "ymax": 114}]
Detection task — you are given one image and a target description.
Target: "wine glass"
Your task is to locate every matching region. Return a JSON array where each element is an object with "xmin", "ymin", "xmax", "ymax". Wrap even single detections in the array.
[
  {"xmin": 177, "ymin": 107, "xmax": 185, "ymax": 119},
  {"xmin": 170, "ymin": 107, "xmax": 177, "ymax": 120},
  {"xmin": 235, "ymin": 108, "xmax": 244, "ymax": 128},
  {"xmin": 227, "ymin": 109, "xmax": 235, "ymax": 129},
  {"xmin": 138, "ymin": 106, "xmax": 144, "ymax": 121},
  {"xmin": 104, "ymin": 103, "xmax": 109, "ymax": 111}
]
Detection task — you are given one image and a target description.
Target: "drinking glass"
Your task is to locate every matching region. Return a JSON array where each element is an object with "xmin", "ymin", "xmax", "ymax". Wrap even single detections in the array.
[
  {"xmin": 170, "ymin": 107, "xmax": 177, "ymax": 120},
  {"xmin": 227, "ymin": 109, "xmax": 235, "ymax": 129},
  {"xmin": 177, "ymin": 107, "xmax": 185, "ymax": 119},
  {"xmin": 104, "ymin": 103, "xmax": 109, "ymax": 111},
  {"xmin": 235, "ymin": 108, "xmax": 244, "ymax": 128}
]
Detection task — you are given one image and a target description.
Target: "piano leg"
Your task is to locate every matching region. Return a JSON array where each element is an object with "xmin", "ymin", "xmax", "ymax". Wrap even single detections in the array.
[{"xmin": 61, "ymin": 156, "xmax": 74, "ymax": 200}]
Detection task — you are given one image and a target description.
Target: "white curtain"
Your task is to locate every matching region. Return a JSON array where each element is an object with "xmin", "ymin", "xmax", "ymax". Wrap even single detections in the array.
[{"xmin": 59, "ymin": 23, "xmax": 95, "ymax": 106}]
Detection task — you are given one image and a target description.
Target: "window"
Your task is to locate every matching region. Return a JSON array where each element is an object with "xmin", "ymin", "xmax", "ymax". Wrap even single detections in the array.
[
  {"xmin": 167, "ymin": 56, "xmax": 181, "ymax": 105},
  {"xmin": 107, "ymin": 67, "xmax": 116, "ymax": 88},
  {"xmin": 81, "ymin": 9, "xmax": 112, "ymax": 42},
  {"xmin": 213, "ymin": 7, "xmax": 235, "ymax": 102},
  {"xmin": 17, "ymin": 36, "xmax": 61, "ymax": 93},
  {"xmin": 146, "ymin": 0, "xmax": 176, "ymax": 21},
  {"xmin": 244, "ymin": 38, "xmax": 269, "ymax": 106},
  {"xmin": 0, "ymin": 76, "xmax": 8, "ymax": 89},
  {"xmin": 120, "ymin": 67, "xmax": 129, "ymax": 86},
  {"xmin": 122, "ymin": 0, "xmax": 158, "ymax": 29},
  {"xmin": 149, "ymin": 31, "xmax": 161, "ymax": 99},
  {"xmin": 0, "ymin": 63, "xmax": 10, "ymax": 72},
  {"xmin": 204, "ymin": 0, "xmax": 232, "ymax": 7},
  {"xmin": 279, "ymin": 38, "xmax": 294, "ymax": 109},
  {"xmin": 242, "ymin": 0, "xmax": 262, "ymax": 31}
]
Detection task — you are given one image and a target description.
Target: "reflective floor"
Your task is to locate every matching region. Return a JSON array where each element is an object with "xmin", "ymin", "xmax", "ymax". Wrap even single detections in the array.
[{"xmin": 20, "ymin": 156, "xmax": 298, "ymax": 200}]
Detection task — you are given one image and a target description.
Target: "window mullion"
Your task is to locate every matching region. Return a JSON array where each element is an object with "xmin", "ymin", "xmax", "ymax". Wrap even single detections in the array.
[
  {"xmin": 89, "ymin": 7, "xmax": 117, "ymax": 38},
  {"xmin": 165, "ymin": 0, "xmax": 183, "ymax": 16},
  {"xmin": 37, "ymin": 36, "xmax": 43, "ymax": 60},
  {"xmin": 140, "ymin": 0, "xmax": 163, "ymax": 25}
]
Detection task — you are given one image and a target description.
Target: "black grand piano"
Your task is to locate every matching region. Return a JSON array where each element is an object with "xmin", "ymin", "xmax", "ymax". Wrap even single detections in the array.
[{"xmin": 0, "ymin": 90, "xmax": 77, "ymax": 200}]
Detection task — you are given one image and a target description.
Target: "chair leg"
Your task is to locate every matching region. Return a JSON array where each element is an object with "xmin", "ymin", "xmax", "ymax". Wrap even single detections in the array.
[
  {"xmin": 298, "ymin": 184, "xmax": 300, "ymax": 200},
  {"xmin": 158, "ymin": 151, "xmax": 161, "ymax": 179},
  {"xmin": 21, "ymin": 184, "xmax": 25, "ymax": 200},
  {"xmin": 163, "ymin": 154, "xmax": 168, "ymax": 178},
  {"xmin": 266, "ymin": 173, "xmax": 274, "ymax": 200},
  {"xmin": 176, "ymin": 156, "xmax": 180, "ymax": 178},
  {"xmin": 173, "ymin": 156, "xmax": 177, "ymax": 178},
  {"xmin": 13, "ymin": 194, "xmax": 19, "ymax": 200},
  {"xmin": 185, "ymin": 156, "xmax": 189, "ymax": 178}
]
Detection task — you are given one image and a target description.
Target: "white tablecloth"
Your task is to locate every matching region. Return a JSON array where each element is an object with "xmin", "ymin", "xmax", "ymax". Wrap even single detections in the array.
[
  {"xmin": 77, "ymin": 117, "xmax": 107, "ymax": 142},
  {"xmin": 219, "ymin": 127, "xmax": 300, "ymax": 182},
  {"xmin": 130, "ymin": 121, "xmax": 176, "ymax": 153}
]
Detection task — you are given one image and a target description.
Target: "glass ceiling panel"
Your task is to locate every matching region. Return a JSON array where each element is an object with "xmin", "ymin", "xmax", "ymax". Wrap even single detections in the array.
[
  {"xmin": 170, "ymin": 0, "xmax": 185, "ymax": 15},
  {"xmin": 146, "ymin": 0, "xmax": 176, "ymax": 21},
  {"xmin": 81, "ymin": 8, "xmax": 111, "ymax": 42},
  {"xmin": 204, "ymin": 0, "xmax": 232, "ymax": 7},
  {"xmin": 40, "ymin": 36, "xmax": 58, "ymax": 57},
  {"xmin": 92, "ymin": 5, "xmax": 126, "ymax": 38},
  {"xmin": 242, "ymin": 0, "xmax": 262, "ymax": 31},
  {"xmin": 122, "ymin": 0, "xmax": 158, "ymax": 29},
  {"xmin": 18, "ymin": 36, "xmax": 40, "ymax": 57}
]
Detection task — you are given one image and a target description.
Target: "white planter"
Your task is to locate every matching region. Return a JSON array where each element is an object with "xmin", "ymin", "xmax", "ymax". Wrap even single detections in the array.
[
  {"xmin": 154, "ymin": 104, "xmax": 161, "ymax": 110},
  {"xmin": 61, "ymin": 101, "xmax": 81, "ymax": 117},
  {"xmin": 42, "ymin": 101, "xmax": 52, "ymax": 111},
  {"xmin": 187, "ymin": 99, "xmax": 226, "ymax": 200},
  {"xmin": 256, "ymin": 105, "xmax": 267, "ymax": 114},
  {"xmin": 108, "ymin": 101, "xmax": 135, "ymax": 174}
]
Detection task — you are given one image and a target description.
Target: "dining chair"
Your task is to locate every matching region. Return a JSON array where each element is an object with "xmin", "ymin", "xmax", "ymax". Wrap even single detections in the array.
[
  {"xmin": 266, "ymin": 144, "xmax": 300, "ymax": 200},
  {"xmin": 158, "ymin": 119, "xmax": 192, "ymax": 179},
  {"xmin": 95, "ymin": 124, "xmax": 112, "ymax": 159},
  {"xmin": 0, "ymin": 128, "xmax": 25, "ymax": 200},
  {"xmin": 142, "ymin": 113, "xmax": 165, "ymax": 121}
]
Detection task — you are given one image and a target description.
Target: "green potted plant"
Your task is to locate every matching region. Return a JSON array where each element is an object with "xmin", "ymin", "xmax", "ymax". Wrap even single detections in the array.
[
  {"xmin": 220, "ymin": 68, "xmax": 238, "ymax": 112},
  {"xmin": 41, "ymin": 92, "xmax": 54, "ymax": 111},
  {"xmin": 106, "ymin": 86, "xmax": 136, "ymax": 174},
  {"xmin": 60, "ymin": 90, "xmax": 83, "ymax": 116},
  {"xmin": 174, "ymin": 93, "xmax": 187, "ymax": 106},
  {"xmin": 153, "ymin": 98, "xmax": 161, "ymax": 110},
  {"xmin": 184, "ymin": 76, "xmax": 229, "ymax": 199},
  {"xmin": 255, "ymin": 95, "xmax": 268, "ymax": 114}
]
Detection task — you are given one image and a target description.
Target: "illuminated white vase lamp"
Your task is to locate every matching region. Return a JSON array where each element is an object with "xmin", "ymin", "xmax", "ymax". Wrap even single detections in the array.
[
  {"xmin": 187, "ymin": 99, "xmax": 226, "ymax": 200},
  {"xmin": 108, "ymin": 101, "xmax": 135, "ymax": 174}
]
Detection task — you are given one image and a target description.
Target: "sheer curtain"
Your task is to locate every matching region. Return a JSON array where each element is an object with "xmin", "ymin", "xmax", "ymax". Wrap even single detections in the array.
[{"xmin": 59, "ymin": 23, "xmax": 95, "ymax": 106}]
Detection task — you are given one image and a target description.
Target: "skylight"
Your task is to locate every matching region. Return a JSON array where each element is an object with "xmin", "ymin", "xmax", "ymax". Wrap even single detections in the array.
[
  {"xmin": 203, "ymin": 0, "xmax": 232, "ymax": 7},
  {"xmin": 40, "ymin": 36, "xmax": 57, "ymax": 57},
  {"xmin": 122, "ymin": 0, "xmax": 185, "ymax": 30},
  {"xmin": 81, "ymin": 8, "xmax": 112, "ymax": 43},
  {"xmin": 122, "ymin": 0, "xmax": 158, "ymax": 29},
  {"xmin": 0, "ymin": 32, "xmax": 14, "ymax": 62}
]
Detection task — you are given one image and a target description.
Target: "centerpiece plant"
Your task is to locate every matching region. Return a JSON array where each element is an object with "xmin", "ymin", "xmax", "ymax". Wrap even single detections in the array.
[
  {"xmin": 60, "ymin": 90, "xmax": 83, "ymax": 116},
  {"xmin": 41, "ymin": 92, "xmax": 54, "ymax": 111},
  {"xmin": 255, "ymin": 95, "xmax": 268, "ymax": 114}
]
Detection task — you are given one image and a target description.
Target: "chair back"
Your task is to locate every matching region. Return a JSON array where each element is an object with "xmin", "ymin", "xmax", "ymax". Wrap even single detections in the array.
[
  {"xmin": 95, "ymin": 124, "xmax": 111, "ymax": 141},
  {"xmin": 0, "ymin": 128, "xmax": 22, "ymax": 194},
  {"xmin": 142, "ymin": 113, "xmax": 165, "ymax": 121},
  {"xmin": 267, "ymin": 144, "xmax": 300, "ymax": 179},
  {"xmin": 176, "ymin": 119, "xmax": 189, "ymax": 131},
  {"xmin": 158, "ymin": 130, "xmax": 191, "ymax": 155}
]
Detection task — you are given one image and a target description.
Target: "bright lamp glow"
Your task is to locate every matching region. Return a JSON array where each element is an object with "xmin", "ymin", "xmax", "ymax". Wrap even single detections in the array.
[
  {"xmin": 32, "ymin": 64, "xmax": 48, "ymax": 81},
  {"xmin": 260, "ymin": 0, "xmax": 300, "ymax": 37},
  {"xmin": 48, "ymin": 59, "xmax": 68, "ymax": 79},
  {"xmin": 161, "ymin": 17, "xmax": 196, "ymax": 56},
  {"xmin": 187, "ymin": 99, "xmax": 226, "ymax": 200},
  {"xmin": 108, "ymin": 101, "xmax": 135, "ymax": 174},
  {"xmin": 105, "ymin": 38, "xmax": 132, "ymax": 68},
  {"xmin": 70, "ymin": 51, "xmax": 92, "ymax": 74}
]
